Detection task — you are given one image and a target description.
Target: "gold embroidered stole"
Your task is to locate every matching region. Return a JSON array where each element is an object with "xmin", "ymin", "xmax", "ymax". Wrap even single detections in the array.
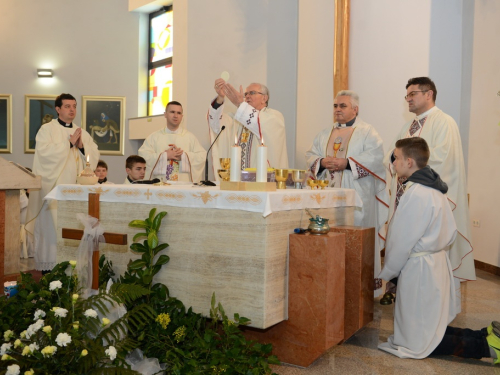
[{"xmin": 326, "ymin": 126, "xmax": 354, "ymax": 187}]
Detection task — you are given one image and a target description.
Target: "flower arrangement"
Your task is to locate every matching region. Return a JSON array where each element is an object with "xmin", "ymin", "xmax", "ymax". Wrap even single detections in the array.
[{"xmin": 1, "ymin": 209, "xmax": 279, "ymax": 374}]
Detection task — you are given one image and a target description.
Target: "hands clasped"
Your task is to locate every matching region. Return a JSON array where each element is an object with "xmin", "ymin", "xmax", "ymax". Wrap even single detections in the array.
[
  {"xmin": 166, "ymin": 145, "xmax": 183, "ymax": 160},
  {"xmin": 321, "ymin": 156, "xmax": 348, "ymax": 172},
  {"xmin": 214, "ymin": 78, "xmax": 244, "ymax": 107},
  {"xmin": 69, "ymin": 128, "xmax": 83, "ymax": 149}
]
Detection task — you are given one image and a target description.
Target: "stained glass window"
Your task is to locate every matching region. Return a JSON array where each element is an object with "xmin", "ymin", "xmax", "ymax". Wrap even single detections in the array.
[{"xmin": 148, "ymin": 7, "xmax": 173, "ymax": 115}]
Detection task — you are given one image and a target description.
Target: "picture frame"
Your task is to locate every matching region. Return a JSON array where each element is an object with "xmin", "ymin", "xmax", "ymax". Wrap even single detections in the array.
[
  {"xmin": 0, "ymin": 94, "xmax": 12, "ymax": 153},
  {"xmin": 82, "ymin": 96, "xmax": 125, "ymax": 156},
  {"xmin": 24, "ymin": 95, "xmax": 58, "ymax": 153}
]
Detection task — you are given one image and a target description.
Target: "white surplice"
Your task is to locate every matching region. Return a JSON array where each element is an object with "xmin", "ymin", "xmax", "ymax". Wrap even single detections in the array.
[
  {"xmin": 378, "ymin": 182, "xmax": 458, "ymax": 359},
  {"xmin": 207, "ymin": 99, "xmax": 288, "ymax": 179},
  {"xmin": 25, "ymin": 119, "xmax": 99, "ymax": 271},
  {"xmin": 384, "ymin": 106, "xmax": 475, "ymax": 313},
  {"xmin": 139, "ymin": 127, "xmax": 206, "ymax": 183},
  {"xmin": 306, "ymin": 118, "xmax": 389, "ymax": 294}
]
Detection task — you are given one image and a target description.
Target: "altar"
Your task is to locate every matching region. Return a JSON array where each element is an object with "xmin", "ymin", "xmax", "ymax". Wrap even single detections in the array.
[{"xmin": 47, "ymin": 183, "xmax": 361, "ymax": 329}]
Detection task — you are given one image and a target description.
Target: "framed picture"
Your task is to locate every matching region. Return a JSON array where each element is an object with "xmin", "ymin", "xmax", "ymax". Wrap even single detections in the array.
[
  {"xmin": 0, "ymin": 94, "xmax": 12, "ymax": 153},
  {"xmin": 82, "ymin": 96, "xmax": 125, "ymax": 156},
  {"xmin": 24, "ymin": 95, "xmax": 58, "ymax": 153}
]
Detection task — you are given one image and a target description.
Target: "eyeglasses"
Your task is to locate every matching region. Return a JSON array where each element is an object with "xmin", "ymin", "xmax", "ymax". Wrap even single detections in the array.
[
  {"xmin": 405, "ymin": 90, "xmax": 428, "ymax": 100},
  {"xmin": 244, "ymin": 91, "xmax": 264, "ymax": 97}
]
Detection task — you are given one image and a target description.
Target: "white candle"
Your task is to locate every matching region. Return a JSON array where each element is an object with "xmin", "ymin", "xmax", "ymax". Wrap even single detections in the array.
[
  {"xmin": 256, "ymin": 136, "xmax": 268, "ymax": 182},
  {"xmin": 230, "ymin": 136, "xmax": 241, "ymax": 181}
]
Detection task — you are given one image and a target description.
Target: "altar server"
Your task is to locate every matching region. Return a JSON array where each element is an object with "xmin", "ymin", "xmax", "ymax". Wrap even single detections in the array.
[
  {"xmin": 139, "ymin": 101, "xmax": 205, "ymax": 183},
  {"xmin": 208, "ymin": 79, "xmax": 288, "ymax": 177},
  {"xmin": 379, "ymin": 137, "xmax": 500, "ymax": 363},
  {"xmin": 306, "ymin": 90, "xmax": 388, "ymax": 296},
  {"xmin": 25, "ymin": 93, "xmax": 99, "ymax": 271},
  {"xmin": 383, "ymin": 77, "xmax": 475, "ymax": 311}
]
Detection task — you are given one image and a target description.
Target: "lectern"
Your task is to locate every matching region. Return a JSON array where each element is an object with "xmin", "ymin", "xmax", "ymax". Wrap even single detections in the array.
[{"xmin": 0, "ymin": 157, "xmax": 41, "ymax": 286}]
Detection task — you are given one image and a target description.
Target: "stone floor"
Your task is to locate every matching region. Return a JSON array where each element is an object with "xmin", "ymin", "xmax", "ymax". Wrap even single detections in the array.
[
  {"xmin": 19, "ymin": 259, "xmax": 500, "ymax": 374},
  {"xmin": 272, "ymin": 269, "xmax": 500, "ymax": 375}
]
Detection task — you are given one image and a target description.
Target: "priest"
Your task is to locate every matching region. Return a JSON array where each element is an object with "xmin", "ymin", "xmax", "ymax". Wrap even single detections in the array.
[
  {"xmin": 25, "ymin": 93, "xmax": 99, "ymax": 271},
  {"xmin": 139, "ymin": 101, "xmax": 206, "ymax": 183},
  {"xmin": 207, "ymin": 79, "xmax": 288, "ymax": 178},
  {"xmin": 306, "ymin": 90, "xmax": 389, "ymax": 296},
  {"xmin": 384, "ymin": 77, "xmax": 475, "ymax": 311}
]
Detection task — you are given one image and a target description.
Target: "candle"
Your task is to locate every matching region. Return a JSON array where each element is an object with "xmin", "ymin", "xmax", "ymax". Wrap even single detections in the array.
[
  {"xmin": 256, "ymin": 136, "xmax": 268, "ymax": 182},
  {"xmin": 230, "ymin": 135, "xmax": 241, "ymax": 181},
  {"xmin": 86, "ymin": 155, "xmax": 90, "ymax": 164}
]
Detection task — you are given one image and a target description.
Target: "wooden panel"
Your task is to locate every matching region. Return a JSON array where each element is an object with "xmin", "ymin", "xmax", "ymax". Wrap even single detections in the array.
[
  {"xmin": 61, "ymin": 228, "xmax": 127, "ymax": 245},
  {"xmin": 333, "ymin": 0, "xmax": 350, "ymax": 95}
]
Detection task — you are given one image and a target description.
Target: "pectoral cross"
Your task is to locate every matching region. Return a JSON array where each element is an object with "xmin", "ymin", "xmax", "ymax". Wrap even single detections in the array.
[{"xmin": 61, "ymin": 193, "xmax": 127, "ymax": 289}]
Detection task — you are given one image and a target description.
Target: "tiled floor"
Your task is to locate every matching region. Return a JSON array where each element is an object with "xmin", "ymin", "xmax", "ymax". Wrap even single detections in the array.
[
  {"xmin": 19, "ymin": 259, "xmax": 500, "ymax": 374},
  {"xmin": 272, "ymin": 269, "xmax": 500, "ymax": 375}
]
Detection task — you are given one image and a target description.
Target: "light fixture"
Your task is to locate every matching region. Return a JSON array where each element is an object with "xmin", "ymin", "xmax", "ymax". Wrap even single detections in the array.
[{"xmin": 37, "ymin": 69, "xmax": 53, "ymax": 78}]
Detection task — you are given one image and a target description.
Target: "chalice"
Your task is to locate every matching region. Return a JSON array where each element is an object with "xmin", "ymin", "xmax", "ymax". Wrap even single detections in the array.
[
  {"xmin": 292, "ymin": 169, "xmax": 306, "ymax": 189},
  {"xmin": 218, "ymin": 169, "xmax": 230, "ymax": 182},
  {"xmin": 274, "ymin": 169, "xmax": 289, "ymax": 189},
  {"xmin": 220, "ymin": 158, "xmax": 231, "ymax": 170}
]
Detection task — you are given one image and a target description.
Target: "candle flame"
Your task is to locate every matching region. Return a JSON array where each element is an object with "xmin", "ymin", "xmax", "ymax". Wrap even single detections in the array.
[
  {"xmin": 86, "ymin": 155, "xmax": 89, "ymax": 163},
  {"xmin": 261, "ymin": 135, "xmax": 265, "ymax": 146},
  {"xmin": 234, "ymin": 135, "xmax": 238, "ymax": 145}
]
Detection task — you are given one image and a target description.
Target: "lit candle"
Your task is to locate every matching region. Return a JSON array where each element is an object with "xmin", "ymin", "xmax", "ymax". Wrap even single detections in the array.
[
  {"xmin": 86, "ymin": 155, "xmax": 90, "ymax": 164},
  {"xmin": 230, "ymin": 135, "xmax": 241, "ymax": 181},
  {"xmin": 256, "ymin": 136, "xmax": 268, "ymax": 182}
]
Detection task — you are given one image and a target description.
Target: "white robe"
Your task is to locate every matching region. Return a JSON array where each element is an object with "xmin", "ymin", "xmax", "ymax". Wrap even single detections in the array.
[
  {"xmin": 384, "ymin": 106, "xmax": 475, "ymax": 313},
  {"xmin": 305, "ymin": 118, "xmax": 389, "ymax": 294},
  {"xmin": 139, "ymin": 127, "xmax": 206, "ymax": 183},
  {"xmin": 378, "ymin": 182, "xmax": 458, "ymax": 359},
  {"xmin": 207, "ymin": 99, "xmax": 288, "ymax": 179},
  {"xmin": 25, "ymin": 119, "xmax": 99, "ymax": 271}
]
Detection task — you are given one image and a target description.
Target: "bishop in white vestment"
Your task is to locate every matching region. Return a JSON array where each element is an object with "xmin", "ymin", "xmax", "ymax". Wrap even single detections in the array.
[
  {"xmin": 208, "ymin": 79, "xmax": 288, "ymax": 178},
  {"xmin": 25, "ymin": 94, "xmax": 99, "ymax": 270},
  {"xmin": 139, "ymin": 101, "xmax": 206, "ymax": 183},
  {"xmin": 306, "ymin": 91, "xmax": 389, "ymax": 295}
]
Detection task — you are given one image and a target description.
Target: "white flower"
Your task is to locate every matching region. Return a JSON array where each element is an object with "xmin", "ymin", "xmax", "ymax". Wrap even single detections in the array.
[
  {"xmin": 33, "ymin": 309, "xmax": 46, "ymax": 320},
  {"xmin": 28, "ymin": 343, "xmax": 39, "ymax": 352},
  {"xmin": 53, "ymin": 307, "xmax": 68, "ymax": 318},
  {"xmin": 55, "ymin": 333, "xmax": 72, "ymax": 347},
  {"xmin": 0, "ymin": 343, "xmax": 12, "ymax": 355},
  {"xmin": 40, "ymin": 345, "xmax": 57, "ymax": 357},
  {"xmin": 26, "ymin": 320, "xmax": 44, "ymax": 339},
  {"xmin": 6, "ymin": 364, "xmax": 20, "ymax": 375},
  {"xmin": 3, "ymin": 330, "xmax": 14, "ymax": 341},
  {"xmin": 84, "ymin": 309, "xmax": 98, "ymax": 318},
  {"xmin": 105, "ymin": 345, "xmax": 117, "ymax": 360},
  {"xmin": 49, "ymin": 280, "xmax": 62, "ymax": 291}
]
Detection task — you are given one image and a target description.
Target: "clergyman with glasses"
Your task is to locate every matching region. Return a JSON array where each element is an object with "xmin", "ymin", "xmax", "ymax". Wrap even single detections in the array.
[
  {"xmin": 207, "ymin": 79, "xmax": 288, "ymax": 176},
  {"xmin": 305, "ymin": 90, "xmax": 389, "ymax": 298},
  {"xmin": 382, "ymin": 76, "xmax": 475, "ymax": 309}
]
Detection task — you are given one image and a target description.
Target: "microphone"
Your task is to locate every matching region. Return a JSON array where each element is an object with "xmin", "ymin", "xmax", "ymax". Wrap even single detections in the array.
[{"xmin": 200, "ymin": 125, "xmax": 226, "ymax": 186}]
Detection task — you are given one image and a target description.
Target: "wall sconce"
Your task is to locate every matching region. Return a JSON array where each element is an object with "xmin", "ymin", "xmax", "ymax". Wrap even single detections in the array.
[{"xmin": 37, "ymin": 69, "xmax": 53, "ymax": 78}]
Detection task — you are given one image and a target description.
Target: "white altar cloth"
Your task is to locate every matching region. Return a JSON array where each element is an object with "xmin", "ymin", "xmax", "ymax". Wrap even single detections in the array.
[{"xmin": 45, "ymin": 184, "xmax": 362, "ymax": 217}]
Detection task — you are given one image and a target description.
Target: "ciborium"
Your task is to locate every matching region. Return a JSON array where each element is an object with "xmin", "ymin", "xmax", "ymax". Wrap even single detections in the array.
[
  {"xmin": 274, "ymin": 169, "xmax": 289, "ymax": 189},
  {"xmin": 220, "ymin": 158, "xmax": 231, "ymax": 170},
  {"xmin": 218, "ymin": 169, "xmax": 230, "ymax": 182},
  {"xmin": 292, "ymin": 169, "xmax": 306, "ymax": 189},
  {"xmin": 317, "ymin": 180, "xmax": 329, "ymax": 189},
  {"xmin": 307, "ymin": 179, "xmax": 319, "ymax": 189}
]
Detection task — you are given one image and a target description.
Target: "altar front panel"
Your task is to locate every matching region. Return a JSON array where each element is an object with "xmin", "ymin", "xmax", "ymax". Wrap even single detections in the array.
[{"xmin": 55, "ymin": 187, "xmax": 356, "ymax": 329}]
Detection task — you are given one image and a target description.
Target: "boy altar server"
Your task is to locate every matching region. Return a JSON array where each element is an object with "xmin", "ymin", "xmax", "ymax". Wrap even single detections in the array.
[{"xmin": 378, "ymin": 137, "xmax": 500, "ymax": 362}]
